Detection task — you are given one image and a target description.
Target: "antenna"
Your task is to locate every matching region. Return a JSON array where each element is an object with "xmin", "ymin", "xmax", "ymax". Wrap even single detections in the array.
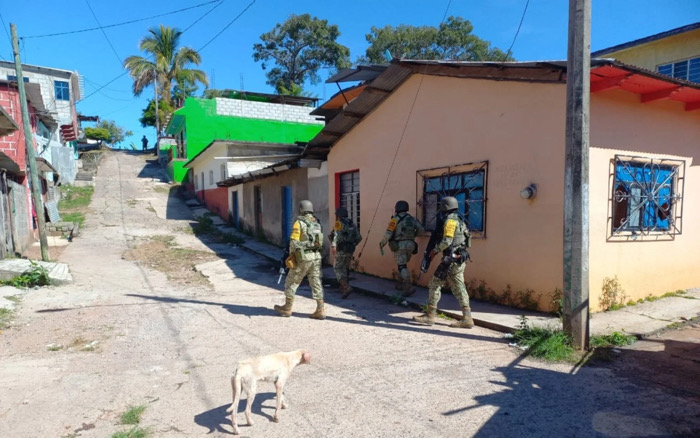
[{"xmin": 240, "ymin": 73, "xmax": 244, "ymax": 91}]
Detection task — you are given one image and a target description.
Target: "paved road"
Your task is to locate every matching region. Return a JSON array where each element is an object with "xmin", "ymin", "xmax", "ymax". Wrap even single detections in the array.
[{"xmin": 1, "ymin": 151, "xmax": 698, "ymax": 438}]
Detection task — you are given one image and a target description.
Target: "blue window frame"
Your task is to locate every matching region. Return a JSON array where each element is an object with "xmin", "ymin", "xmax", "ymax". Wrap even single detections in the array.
[
  {"xmin": 657, "ymin": 57, "xmax": 700, "ymax": 83},
  {"xmin": 420, "ymin": 162, "xmax": 487, "ymax": 234},
  {"xmin": 7, "ymin": 75, "xmax": 29, "ymax": 83},
  {"xmin": 55, "ymin": 80, "xmax": 70, "ymax": 100},
  {"xmin": 612, "ymin": 157, "xmax": 682, "ymax": 235}
]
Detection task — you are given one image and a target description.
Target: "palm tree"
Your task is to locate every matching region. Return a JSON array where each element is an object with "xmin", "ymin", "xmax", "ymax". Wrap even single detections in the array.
[{"xmin": 124, "ymin": 25, "xmax": 208, "ymax": 103}]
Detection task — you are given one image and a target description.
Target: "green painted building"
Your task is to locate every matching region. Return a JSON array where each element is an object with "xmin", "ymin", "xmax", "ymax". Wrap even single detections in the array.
[{"xmin": 164, "ymin": 93, "xmax": 324, "ymax": 183}]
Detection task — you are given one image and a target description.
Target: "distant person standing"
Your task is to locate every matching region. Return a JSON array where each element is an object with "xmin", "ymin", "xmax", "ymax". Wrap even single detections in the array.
[{"xmin": 141, "ymin": 135, "xmax": 149, "ymax": 151}]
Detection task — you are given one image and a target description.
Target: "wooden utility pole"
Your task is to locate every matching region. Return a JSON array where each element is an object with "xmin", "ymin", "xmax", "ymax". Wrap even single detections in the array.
[
  {"xmin": 11, "ymin": 24, "xmax": 49, "ymax": 261},
  {"xmin": 563, "ymin": 0, "xmax": 591, "ymax": 349}
]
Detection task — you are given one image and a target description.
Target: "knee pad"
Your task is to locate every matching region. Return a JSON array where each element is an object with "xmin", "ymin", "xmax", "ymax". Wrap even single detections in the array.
[{"xmin": 398, "ymin": 264, "xmax": 407, "ymax": 272}]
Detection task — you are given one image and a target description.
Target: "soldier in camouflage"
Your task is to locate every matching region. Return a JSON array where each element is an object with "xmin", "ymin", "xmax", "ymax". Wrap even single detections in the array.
[
  {"xmin": 274, "ymin": 200, "xmax": 326, "ymax": 319},
  {"xmin": 413, "ymin": 196, "xmax": 474, "ymax": 328},
  {"xmin": 330, "ymin": 207, "xmax": 362, "ymax": 299},
  {"xmin": 379, "ymin": 200, "xmax": 424, "ymax": 297}
]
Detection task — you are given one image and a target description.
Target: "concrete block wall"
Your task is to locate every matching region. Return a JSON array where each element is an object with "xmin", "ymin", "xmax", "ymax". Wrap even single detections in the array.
[
  {"xmin": 215, "ymin": 98, "xmax": 323, "ymax": 125},
  {"xmin": 0, "ymin": 66, "xmax": 74, "ymax": 126}
]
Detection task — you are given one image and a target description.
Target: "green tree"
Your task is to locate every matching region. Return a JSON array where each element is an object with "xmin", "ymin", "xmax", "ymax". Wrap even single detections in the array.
[
  {"xmin": 84, "ymin": 127, "xmax": 110, "ymax": 143},
  {"xmin": 139, "ymin": 99, "xmax": 174, "ymax": 129},
  {"xmin": 253, "ymin": 14, "xmax": 351, "ymax": 95},
  {"xmin": 124, "ymin": 25, "xmax": 208, "ymax": 103},
  {"xmin": 92, "ymin": 120, "xmax": 132, "ymax": 146},
  {"xmin": 360, "ymin": 16, "xmax": 512, "ymax": 64}
]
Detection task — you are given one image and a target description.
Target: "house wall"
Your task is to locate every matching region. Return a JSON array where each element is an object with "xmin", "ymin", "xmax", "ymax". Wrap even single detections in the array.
[
  {"xmin": 328, "ymin": 74, "xmax": 567, "ymax": 309},
  {"xmin": 190, "ymin": 143, "xmax": 229, "ymax": 218},
  {"xmin": 215, "ymin": 98, "xmax": 323, "ymax": 124},
  {"xmin": 240, "ymin": 167, "xmax": 309, "ymax": 246},
  {"xmin": 328, "ymin": 73, "xmax": 700, "ymax": 312},
  {"xmin": 601, "ymin": 28, "xmax": 700, "ymax": 72},
  {"xmin": 589, "ymin": 88, "xmax": 700, "ymax": 308}
]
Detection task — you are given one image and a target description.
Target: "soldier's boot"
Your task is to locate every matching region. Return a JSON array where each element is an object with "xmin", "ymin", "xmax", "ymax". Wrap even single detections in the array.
[
  {"xmin": 274, "ymin": 297, "xmax": 294, "ymax": 317},
  {"xmin": 402, "ymin": 281, "xmax": 415, "ymax": 298},
  {"xmin": 340, "ymin": 279, "xmax": 353, "ymax": 299},
  {"xmin": 450, "ymin": 307, "xmax": 475, "ymax": 329},
  {"xmin": 412, "ymin": 305, "xmax": 437, "ymax": 325},
  {"xmin": 310, "ymin": 300, "xmax": 326, "ymax": 320}
]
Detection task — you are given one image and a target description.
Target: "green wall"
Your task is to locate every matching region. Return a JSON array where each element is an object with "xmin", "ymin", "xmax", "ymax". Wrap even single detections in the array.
[{"xmin": 165, "ymin": 98, "xmax": 322, "ymax": 183}]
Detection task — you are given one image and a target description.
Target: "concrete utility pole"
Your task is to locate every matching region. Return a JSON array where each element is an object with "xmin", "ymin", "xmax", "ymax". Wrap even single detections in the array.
[
  {"xmin": 563, "ymin": 0, "xmax": 591, "ymax": 349},
  {"xmin": 11, "ymin": 24, "xmax": 49, "ymax": 262}
]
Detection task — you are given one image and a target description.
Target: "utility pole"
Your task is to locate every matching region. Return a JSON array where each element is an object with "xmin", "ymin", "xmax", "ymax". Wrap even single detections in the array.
[
  {"xmin": 11, "ymin": 24, "xmax": 49, "ymax": 261},
  {"xmin": 563, "ymin": 0, "xmax": 591, "ymax": 350}
]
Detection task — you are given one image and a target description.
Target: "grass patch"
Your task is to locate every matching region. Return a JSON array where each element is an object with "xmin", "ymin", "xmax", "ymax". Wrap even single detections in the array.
[
  {"xmin": 47, "ymin": 344, "xmax": 63, "ymax": 351},
  {"xmin": 121, "ymin": 405, "xmax": 147, "ymax": 425},
  {"xmin": 512, "ymin": 323, "xmax": 578, "ymax": 362},
  {"xmin": 0, "ymin": 308, "xmax": 15, "ymax": 329},
  {"xmin": 191, "ymin": 216, "xmax": 244, "ymax": 245},
  {"xmin": 112, "ymin": 426, "xmax": 149, "ymax": 438},
  {"xmin": 58, "ymin": 185, "xmax": 94, "ymax": 210},
  {"xmin": 146, "ymin": 206, "xmax": 156, "ymax": 214},
  {"xmin": 61, "ymin": 212, "xmax": 86, "ymax": 228},
  {"xmin": 0, "ymin": 261, "xmax": 51, "ymax": 288},
  {"xmin": 590, "ymin": 331, "xmax": 636, "ymax": 348}
]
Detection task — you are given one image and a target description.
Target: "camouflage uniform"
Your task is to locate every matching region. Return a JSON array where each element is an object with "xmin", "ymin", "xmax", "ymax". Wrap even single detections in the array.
[
  {"xmin": 330, "ymin": 217, "xmax": 362, "ymax": 282},
  {"xmin": 427, "ymin": 211, "xmax": 471, "ymax": 308},
  {"xmin": 379, "ymin": 212, "xmax": 424, "ymax": 287},
  {"xmin": 284, "ymin": 213, "xmax": 324, "ymax": 301}
]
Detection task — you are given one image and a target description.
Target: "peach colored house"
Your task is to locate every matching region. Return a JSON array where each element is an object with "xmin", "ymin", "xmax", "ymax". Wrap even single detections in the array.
[{"xmin": 308, "ymin": 59, "xmax": 700, "ymax": 312}]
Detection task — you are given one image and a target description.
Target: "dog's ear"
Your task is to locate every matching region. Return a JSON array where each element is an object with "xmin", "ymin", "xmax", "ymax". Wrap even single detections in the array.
[{"xmin": 300, "ymin": 351, "xmax": 311, "ymax": 364}]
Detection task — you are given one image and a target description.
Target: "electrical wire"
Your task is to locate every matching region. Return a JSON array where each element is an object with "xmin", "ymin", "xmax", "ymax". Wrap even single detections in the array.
[
  {"xmin": 440, "ymin": 0, "xmax": 452, "ymax": 25},
  {"xmin": 182, "ymin": 0, "xmax": 227, "ymax": 34},
  {"xmin": 352, "ymin": 69, "xmax": 427, "ymax": 264},
  {"xmin": 77, "ymin": 0, "xmax": 230, "ymax": 104},
  {"xmin": 22, "ymin": 0, "xmax": 222, "ymax": 39},
  {"xmin": 85, "ymin": 0, "xmax": 123, "ymax": 66},
  {"xmin": 0, "ymin": 11, "xmax": 12, "ymax": 59},
  {"xmin": 196, "ymin": 0, "xmax": 257, "ymax": 52},
  {"xmin": 503, "ymin": 0, "xmax": 530, "ymax": 61}
]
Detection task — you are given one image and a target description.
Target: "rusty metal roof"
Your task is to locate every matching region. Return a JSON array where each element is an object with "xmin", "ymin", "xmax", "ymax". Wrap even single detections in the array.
[{"xmin": 307, "ymin": 58, "xmax": 700, "ymax": 152}]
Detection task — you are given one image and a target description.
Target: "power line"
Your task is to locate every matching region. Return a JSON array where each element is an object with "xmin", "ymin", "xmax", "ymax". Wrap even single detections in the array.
[
  {"xmin": 503, "ymin": 0, "xmax": 530, "ymax": 61},
  {"xmin": 440, "ymin": 0, "xmax": 452, "ymax": 25},
  {"xmin": 22, "ymin": 0, "xmax": 222, "ymax": 39},
  {"xmin": 0, "ymin": 11, "xmax": 12, "ymax": 59},
  {"xmin": 77, "ymin": 0, "xmax": 229, "ymax": 104},
  {"xmin": 197, "ymin": 0, "xmax": 257, "ymax": 52},
  {"xmin": 85, "ymin": 0, "xmax": 123, "ymax": 66}
]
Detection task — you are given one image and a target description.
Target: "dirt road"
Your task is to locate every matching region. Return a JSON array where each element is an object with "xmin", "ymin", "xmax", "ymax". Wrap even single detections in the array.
[{"xmin": 1, "ymin": 151, "xmax": 698, "ymax": 437}]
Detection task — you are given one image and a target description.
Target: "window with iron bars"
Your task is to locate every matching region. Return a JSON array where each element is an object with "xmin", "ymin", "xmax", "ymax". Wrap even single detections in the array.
[
  {"xmin": 610, "ymin": 155, "xmax": 684, "ymax": 239},
  {"xmin": 417, "ymin": 161, "xmax": 487, "ymax": 235}
]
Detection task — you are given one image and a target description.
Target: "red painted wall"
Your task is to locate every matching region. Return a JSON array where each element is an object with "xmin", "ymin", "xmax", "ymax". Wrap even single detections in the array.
[
  {"xmin": 0, "ymin": 83, "xmax": 39, "ymax": 183},
  {"xmin": 199, "ymin": 186, "xmax": 230, "ymax": 221}
]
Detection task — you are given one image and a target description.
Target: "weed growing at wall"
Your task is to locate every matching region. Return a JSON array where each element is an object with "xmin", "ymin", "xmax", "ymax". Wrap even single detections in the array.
[
  {"xmin": 467, "ymin": 280, "xmax": 543, "ymax": 311},
  {"xmin": 600, "ymin": 276, "xmax": 627, "ymax": 311}
]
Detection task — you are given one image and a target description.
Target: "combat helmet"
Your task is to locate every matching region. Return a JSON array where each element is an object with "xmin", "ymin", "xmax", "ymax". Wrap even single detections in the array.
[
  {"xmin": 439, "ymin": 196, "xmax": 459, "ymax": 213},
  {"xmin": 299, "ymin": 200, "xmax": 314, "ymax": 213},
  {"xmin": 336, "ymin": 207, "xmax": 348, "ymax": 218},
  {"xmin": 394, "ymin": 200, "xmax": 409, "ymax": 213}
]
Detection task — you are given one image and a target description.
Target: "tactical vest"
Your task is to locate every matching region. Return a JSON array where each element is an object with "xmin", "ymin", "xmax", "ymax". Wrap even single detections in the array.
[
  {"xmin": 445, "ymin": 212, "xmax": 471, "ymax": 250},
  {"xmin": 393, "ymin": 213, "xmax": 419, "ymax": 241},
  {"xmin": 298, "ymin": 214, "xmax": 323, "ymax": 250}
]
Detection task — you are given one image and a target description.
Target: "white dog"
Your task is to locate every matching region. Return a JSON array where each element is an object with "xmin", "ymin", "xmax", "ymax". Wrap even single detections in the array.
[{"xmin": 228, "ymin": 349, "xmax": 311, "ymax": 435}]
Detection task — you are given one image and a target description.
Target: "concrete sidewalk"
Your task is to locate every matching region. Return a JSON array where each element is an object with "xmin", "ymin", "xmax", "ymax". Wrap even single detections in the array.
[
  {"xmin": 195, "ymin": 205, "xmax": 700, "ymax": 338},
  {"xmin": 0, "ymin": 258, "xmax": 72, "ymax": 285}
]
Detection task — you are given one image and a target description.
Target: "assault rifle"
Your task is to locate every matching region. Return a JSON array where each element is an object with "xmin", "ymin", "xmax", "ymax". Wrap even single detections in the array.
[
  {"xmin": 277, "ymin": 246, "xmax": 290, "ymax": 284},
  {"xmin": 420, "ymin": 214, "xmax": 445, "ymax": 273}
]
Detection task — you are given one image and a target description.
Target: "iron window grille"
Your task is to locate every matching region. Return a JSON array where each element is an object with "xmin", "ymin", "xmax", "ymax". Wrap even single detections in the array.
[
  {"xmin": 609, "ymin": 155, "xmax": 684, "ymax": 240},
  {"xmin": 417, "ymin": 161, "xmax": 488, "ymax": 236}
]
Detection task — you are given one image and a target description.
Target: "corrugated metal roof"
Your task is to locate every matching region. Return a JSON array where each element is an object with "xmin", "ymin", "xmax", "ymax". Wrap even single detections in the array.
[
  {"xmin": 307, "ymin": 58, "xmax": 700, "ymax": 152},
  {"xmin": 326, "ymin": 65, "xmax": 389, "ymax": 83}
]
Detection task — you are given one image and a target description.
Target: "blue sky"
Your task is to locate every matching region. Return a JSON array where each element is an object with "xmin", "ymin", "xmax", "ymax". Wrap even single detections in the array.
[{"xmin": 1, "ymin": 0, "xmax": 698, "ymax": 149}]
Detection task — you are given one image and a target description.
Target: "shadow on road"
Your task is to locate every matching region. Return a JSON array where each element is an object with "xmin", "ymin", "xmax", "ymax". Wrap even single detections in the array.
[
  {"xmin": 194, "ymin": 396, "xmax": 277, "ymax": 436},
  {"xmin": 445, "ymin": 339, "xmax": 700, "ymax": 437}
]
